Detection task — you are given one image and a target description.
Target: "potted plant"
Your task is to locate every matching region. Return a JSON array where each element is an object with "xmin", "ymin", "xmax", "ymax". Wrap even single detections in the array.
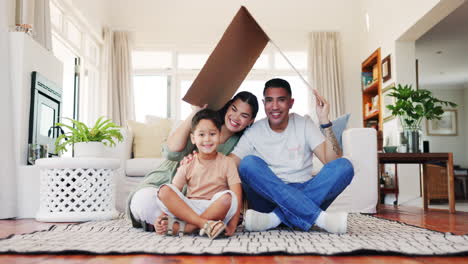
[
  {"xmin": 54, "ymin": 117, "xmax": 123, "ymax": 157},
  {"xmin": 386, "ymin": 84, "xmax": 457, "ymax": 152}
]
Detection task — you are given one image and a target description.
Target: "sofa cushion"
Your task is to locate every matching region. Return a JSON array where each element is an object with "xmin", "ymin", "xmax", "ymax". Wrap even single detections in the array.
[
  {"xmin": 125, "ymin": 158, "xmax": 166, "ymax": 177},
  {"xmin": 313, "ymin": 114, "xmax": 351, "ymax": 171},
  {"xmin": 127, "ymin": 119, "xmax": 173, "ymax": 158},
  {"xmin": 331, "ymin": 113, "xmax": 351, "ymax": 148}
]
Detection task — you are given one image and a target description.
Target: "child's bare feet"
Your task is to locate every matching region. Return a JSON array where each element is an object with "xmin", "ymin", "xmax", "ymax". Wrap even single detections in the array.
[
  {"xmin": 153, "ymin": 213, "xmax": 199, "ymax": 235},
  {"xmin": 154, "ymin": 213, "xmax": 168, "ymax": 235}
]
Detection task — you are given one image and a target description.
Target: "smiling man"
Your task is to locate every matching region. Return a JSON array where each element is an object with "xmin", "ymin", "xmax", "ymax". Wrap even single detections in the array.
[{"xmin": 229, "ymin": 78, "xmax": 354, "ymax": 234}]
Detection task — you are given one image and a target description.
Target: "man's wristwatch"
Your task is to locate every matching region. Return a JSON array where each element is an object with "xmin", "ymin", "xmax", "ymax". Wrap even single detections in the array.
[{"xmin": 320, "ymin": 121, "xmax": 333, "ymax": 129}]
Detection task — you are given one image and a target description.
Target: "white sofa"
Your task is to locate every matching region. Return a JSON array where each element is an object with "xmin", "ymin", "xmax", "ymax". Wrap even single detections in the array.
[{"xmin": 108, "ymin": 125, "xmax": 378, "ymax": 214}]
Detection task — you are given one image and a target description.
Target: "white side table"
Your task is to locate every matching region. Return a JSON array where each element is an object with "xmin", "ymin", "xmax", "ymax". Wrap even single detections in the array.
[{"xmin": 35, "ymin": 158, "xmax": 120, "ymax": 222}]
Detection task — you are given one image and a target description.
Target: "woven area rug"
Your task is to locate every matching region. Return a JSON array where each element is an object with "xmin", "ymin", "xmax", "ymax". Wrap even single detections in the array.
[{"xmin": 1, "ymin": 214, "xmax": 467, "ymax": 256}]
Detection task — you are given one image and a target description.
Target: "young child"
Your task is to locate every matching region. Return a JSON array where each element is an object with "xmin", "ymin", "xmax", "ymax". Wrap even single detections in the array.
[{"xmin": 156, "ymin": 109, "xmax": 242, "ymax": 239}]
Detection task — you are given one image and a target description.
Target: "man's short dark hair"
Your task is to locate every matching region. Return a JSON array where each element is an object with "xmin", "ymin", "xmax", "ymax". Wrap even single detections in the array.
[
  {"xmin": 263, "ymin": 78, "xmax": 292, "ymax": 96},
  {"xmin": 191, "ymin": 109, "xmax": 222, "ymax": 132}
]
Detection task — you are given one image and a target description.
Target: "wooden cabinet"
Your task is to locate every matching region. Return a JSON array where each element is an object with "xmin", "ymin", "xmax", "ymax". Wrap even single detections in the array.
[{"xmin": 361, "ymin": 48, "xmax": 383, "ymax": 131}]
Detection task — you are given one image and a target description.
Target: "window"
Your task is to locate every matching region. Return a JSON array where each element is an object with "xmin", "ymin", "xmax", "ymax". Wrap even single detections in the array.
[
  {"xmin": 274, "ymin": 51, "xmax": 308, "ymax": 70},
  {"xmin": 50, "ymin": 0, "xmax": 102, "ymax": 129},
  {"xmin": 132, "ymin": 48, "xmax": 309, "ymax": 122},
  {"xmin": 133, "ymin": 75, "xmax": 169, "ymax": 122},
  {"xmin": 252, "ymin": 54, "xmax": 269, "ymax": 70},
  {"xmin": 132, "ymin": 50, "xmax": 174, "ymax": 121},
  {"xmin": 52, "ymin": 36, "xmax": 78, "ymax": 122},
  {"xmin": 178, "ymin": 54, "xmax": 209, "ymax": 69},
  {"xmin": 66, "ymin": 20, "xmax": 82, "ymax": 49},
  {"xmin": 179, "ymin": 80, "xmax": 193, "ymax": 120},
  {"xmin": 132, "ymin": 51, "xmax": 172, "ymax": 70},
  {"xmin": 85, "ymin": 37, "xmax": 99, "ymax": 65},
  {"xmin": 49, "ymin": 2, "xmax": 62, "ymax": 30}
]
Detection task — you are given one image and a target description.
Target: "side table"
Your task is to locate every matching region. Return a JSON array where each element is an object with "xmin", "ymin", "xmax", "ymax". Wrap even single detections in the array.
[
  {"xmin": 35, "ymin": 158, "xmax": 120, "ymax": 222},
  {"xmin": 378, "ymin": 152, "xmax": 455, "ymax": 213}
]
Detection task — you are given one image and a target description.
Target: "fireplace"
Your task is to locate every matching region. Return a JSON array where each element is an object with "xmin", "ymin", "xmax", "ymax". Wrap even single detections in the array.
[{"xmin": 28, "ymin": 71, "xmax": 62, "ymax": 156}]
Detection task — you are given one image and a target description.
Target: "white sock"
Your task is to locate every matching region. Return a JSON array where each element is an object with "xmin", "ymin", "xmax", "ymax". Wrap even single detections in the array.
[
  {"xmin": 245, "ymin": 210, "xmax": 281, "ymax": 231},
  {"xmin": 315, "ymin": 211, "xmax": 348, "ymax": 234},
  {"xmin": 267, "ymin": 212, "xmax": 282, "ymax": 228}
]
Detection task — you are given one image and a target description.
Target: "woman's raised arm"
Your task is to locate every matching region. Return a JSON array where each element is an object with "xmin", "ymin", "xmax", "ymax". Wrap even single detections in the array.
[{"xmin": 166, "ymin": 104, "xmax": 207, "ymax": 152}]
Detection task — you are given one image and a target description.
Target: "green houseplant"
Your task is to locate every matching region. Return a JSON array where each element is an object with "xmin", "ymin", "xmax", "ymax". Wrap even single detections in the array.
[
  {"xmin": 54, "ymin": 116, "xmax": 123, "ymax": 156},
  {"xmin": 386, "ymin": 84, "xmax": 457, "ymax": 152}
]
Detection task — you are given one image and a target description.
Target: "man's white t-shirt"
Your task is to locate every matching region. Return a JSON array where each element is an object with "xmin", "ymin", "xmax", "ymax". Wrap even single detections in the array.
[{"xmin": 232, "ymin": 113, "xmax": 325, "ymax": 183}]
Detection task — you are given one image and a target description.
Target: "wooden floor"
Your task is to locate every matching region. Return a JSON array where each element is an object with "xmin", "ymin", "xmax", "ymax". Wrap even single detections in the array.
[{"xmin": 1, "ymin": 205, "xmax": 468, "ymax": 264}]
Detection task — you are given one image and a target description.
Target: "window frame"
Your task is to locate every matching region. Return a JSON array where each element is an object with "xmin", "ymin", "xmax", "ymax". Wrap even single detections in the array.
[
  {"xmin": 131, "ymin": 46, "xmax": 311, "ymax": 121},
  {"xmin": 50, "ymin": 0, "xmax": 103, "ymax": 126},
  {"xmin": 132, "ymin": 71, "xmax": 172, "ymax": 121}
]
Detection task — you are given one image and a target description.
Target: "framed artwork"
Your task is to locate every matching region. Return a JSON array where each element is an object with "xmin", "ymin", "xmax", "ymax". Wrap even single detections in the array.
[
  {"xmin": 426, "ymin": 109, "xmax": 458, "ymax": 136},
  {"xmin": 382, "ymin": 55, "xmax": 391, "ymax": 82},
  {"xmin": 382, "ymin": 83, "xmax": 396, "ymax": 122}
]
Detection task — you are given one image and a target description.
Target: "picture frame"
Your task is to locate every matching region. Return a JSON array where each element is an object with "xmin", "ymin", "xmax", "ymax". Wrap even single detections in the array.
[
  {"xmin": 382, "ymin": 83, "xmax": 396, "ymax": 122},
  {"xmin": 426, "ymin": 109, "xmax": 458, "ymax": 136},
  {"xmin": 382, "ymin": 55, "xmax": 391, "ymax": 83}
]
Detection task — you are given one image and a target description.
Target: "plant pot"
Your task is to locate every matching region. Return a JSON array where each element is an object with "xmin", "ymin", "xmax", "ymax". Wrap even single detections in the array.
[
  {"xmin": 400, "ymin": 127, "xmax": 422, "ymax": 153},
  {"xmin": 74, "ymin": 142, "xmax": 105, "ymax": 158}
]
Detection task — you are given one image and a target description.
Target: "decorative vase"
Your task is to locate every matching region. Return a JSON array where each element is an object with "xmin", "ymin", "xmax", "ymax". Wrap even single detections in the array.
[
  {"xmin": 400, "ymin": 125, "xmax": 422, "ymax": 153},
  {"xmin": 74, "ymin": 142, "xmax": 105, "ymax": 157}
]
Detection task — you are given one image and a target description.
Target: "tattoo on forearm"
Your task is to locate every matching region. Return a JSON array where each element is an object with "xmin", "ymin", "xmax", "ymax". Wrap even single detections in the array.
[{"xmin": 324, "ymin": 127, "xmax": 342, "ymax": 156}]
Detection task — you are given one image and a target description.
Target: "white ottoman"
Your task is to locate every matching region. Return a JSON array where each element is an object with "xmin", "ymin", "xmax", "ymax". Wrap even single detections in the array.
[{"xmin": 35, "ymin": 158, "xmax": 120, "ymax": 222}]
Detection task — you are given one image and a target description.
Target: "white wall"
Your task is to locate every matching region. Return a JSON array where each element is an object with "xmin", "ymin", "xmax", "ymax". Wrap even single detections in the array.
[
  {"xmin": 0, "ymin": 0, "xmax": 18, "ymax": 219},
  {"xmin": 68, "ymin": 0, "xmax": 111, "ymax": 31},
  {"xmin": 108, "ymin": 0, "xmax": 365, "ymax": 127},
  {"xmin": 10, "ymin": 33, "xmax": 63, "ymax": 218},
  {"xmin": 424, "ymin": 85, "xmax": 466, "ymax": 166},
  {"xmin": 358, "ymin": 0, "xmax": 465, "ymax": 205}
]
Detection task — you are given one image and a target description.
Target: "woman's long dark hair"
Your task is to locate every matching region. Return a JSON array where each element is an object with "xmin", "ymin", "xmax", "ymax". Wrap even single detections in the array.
[{"xmin": 217, "ymin": 91, "xmax": 259, "ymax": 133}]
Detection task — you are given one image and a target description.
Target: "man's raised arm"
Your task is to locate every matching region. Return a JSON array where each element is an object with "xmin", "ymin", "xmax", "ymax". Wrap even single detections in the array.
[{"xmin": 312, "ymin": 89, "xmax": 342, "ymax": 164}]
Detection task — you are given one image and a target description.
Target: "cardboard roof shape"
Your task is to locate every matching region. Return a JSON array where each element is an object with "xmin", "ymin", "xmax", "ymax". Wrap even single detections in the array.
[{"xmin": 182, "ymin": 6, "xmax": 270, "ymax": 110}]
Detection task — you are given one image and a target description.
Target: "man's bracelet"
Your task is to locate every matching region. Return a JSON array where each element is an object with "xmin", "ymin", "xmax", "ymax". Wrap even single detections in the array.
[{"xmin": 320, "ymin": 121, "xmax": 333, "ymax": 129}]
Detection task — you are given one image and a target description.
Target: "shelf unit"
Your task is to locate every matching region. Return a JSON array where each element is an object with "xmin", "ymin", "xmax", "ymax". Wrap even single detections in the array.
[{"xmin": 361, "ymin": 48, "xmax": 383, "ymax": 131}]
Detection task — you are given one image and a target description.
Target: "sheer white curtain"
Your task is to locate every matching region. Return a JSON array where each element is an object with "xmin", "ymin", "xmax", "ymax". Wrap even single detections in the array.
[
  {"xmin": 308, "ymin": 32, "xmax": 344, "ymax": 119},
  {"xmin": 101, "ymin": 28, "xmax": 112, "ymax": 120},
  {"xmin": 104, "ymin": 30, "xmax": 135, "ymax": 126},
  {"xmin": 0, "ymin": 0, "xmax": 17, "ymax": 218},
  {"xmin": 33, "ymin": 0, "xmax": 52, "ymax": 51}
]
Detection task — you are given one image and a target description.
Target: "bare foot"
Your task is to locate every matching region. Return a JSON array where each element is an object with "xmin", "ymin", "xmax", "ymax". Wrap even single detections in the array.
[
  {"xmin": 153, "ymin": 213, "xmax": 199, "ymax": 235},
  {"xmin": 154, "ymin": 213, "xmax": 168, "ymax": 235}
]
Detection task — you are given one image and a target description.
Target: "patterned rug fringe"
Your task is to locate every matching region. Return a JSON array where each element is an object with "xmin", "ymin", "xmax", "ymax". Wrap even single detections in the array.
[{"xmin": 1, "ymin": 214, "xmax": 467, "ymax": 256}]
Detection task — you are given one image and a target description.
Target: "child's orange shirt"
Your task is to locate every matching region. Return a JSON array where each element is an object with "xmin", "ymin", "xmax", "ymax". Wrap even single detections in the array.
[{"xmin": 172, "ymin": 153, "xmax": 240, "ymax": 200}]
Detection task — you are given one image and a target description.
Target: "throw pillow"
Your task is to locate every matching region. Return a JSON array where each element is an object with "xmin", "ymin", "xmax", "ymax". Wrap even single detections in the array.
[
  {"xmin": 322, "ymin": 113, "xmax": 351, "ymax": 148},
  {"xmin": 145, "ymin": 115, "xmax": 163, "ymax": 124},
  {"xmin": 127, "ymin": 119, "xmax": 173, "ymax": 158},
  {"xmin": 146, "ymin": 115, "xmax": 181, "ymax": 135}
]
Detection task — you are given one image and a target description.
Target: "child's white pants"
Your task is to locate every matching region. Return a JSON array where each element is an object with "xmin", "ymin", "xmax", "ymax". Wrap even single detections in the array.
[{"xmin": 130, "ymin": 184, "xmax": 238, "ymax": 225}]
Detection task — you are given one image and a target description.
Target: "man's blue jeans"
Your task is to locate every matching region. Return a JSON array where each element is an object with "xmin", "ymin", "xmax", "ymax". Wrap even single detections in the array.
[{"xmin": 239, "ymin": 155, "xmax": 354, "ymax": 231}]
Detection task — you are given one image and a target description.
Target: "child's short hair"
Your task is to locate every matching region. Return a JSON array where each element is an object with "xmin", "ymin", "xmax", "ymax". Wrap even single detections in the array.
[{"xmin": 191, "ymin": 109, "xmax": 222, "ymax": 132}]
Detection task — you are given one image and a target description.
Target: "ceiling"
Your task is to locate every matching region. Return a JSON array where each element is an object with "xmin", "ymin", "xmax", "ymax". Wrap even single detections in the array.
[{"xmin": 415, "ymin": 1, "xmax": 468, "ymax": 88}]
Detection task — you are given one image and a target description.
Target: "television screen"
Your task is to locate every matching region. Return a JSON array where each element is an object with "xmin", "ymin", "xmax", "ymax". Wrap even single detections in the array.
[{"xmin": 29, "ymin": 72, "xmax": 62, "ymax": 158}]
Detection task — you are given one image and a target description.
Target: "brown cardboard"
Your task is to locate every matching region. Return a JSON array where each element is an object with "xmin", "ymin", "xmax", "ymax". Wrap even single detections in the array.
[{"xmin": 182, "ymin": 6, "xmax": 270, "ymax": 110}]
